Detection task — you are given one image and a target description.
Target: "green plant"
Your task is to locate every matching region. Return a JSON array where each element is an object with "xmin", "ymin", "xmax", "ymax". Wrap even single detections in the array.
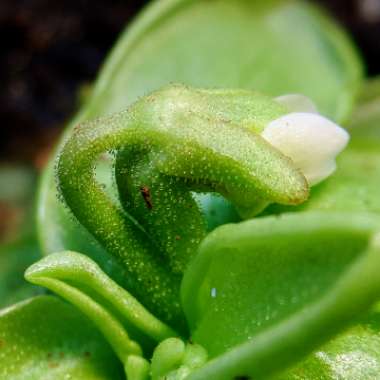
[{"xmin": 1, "ymin": 1, "xmax": 380, "ymax": 379}]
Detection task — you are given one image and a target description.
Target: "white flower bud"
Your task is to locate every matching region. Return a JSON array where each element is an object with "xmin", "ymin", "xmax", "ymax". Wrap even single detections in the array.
[{"xmin": 262, "ymin": 112, "xmax": 349, "ymax": 185}]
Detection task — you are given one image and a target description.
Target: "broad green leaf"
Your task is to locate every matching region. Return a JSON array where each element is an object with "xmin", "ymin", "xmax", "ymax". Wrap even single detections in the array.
[
  {"xmin": 181, "ymin": 212, "xmax": 380, "ymax": 379},
  {"xmin": 276, "ymin": 310, "xmax": 380, "ymax": 379},
  {"xmin": 0, "ymin": 237, "xmax": 42, "ymax": 308},
  {"xmin": 37, "ymin": 0, "xmax": 362, "ymax": 285},
  {"xmin": 0, "ymin": 296, "xmax": 122, "ymax": 380},
  {"xmin": 80, "ymin": 0, "xmax": 361, "ymax": 122}
]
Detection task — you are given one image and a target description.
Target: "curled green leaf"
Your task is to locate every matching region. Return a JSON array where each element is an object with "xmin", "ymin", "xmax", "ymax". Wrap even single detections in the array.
[
  {"xmin": 56, "ymin": 84, "xmax": 308, "ymax": 328},
  {"xmin": 26, "ymin": 266, "xmax": 142, "ymax": 366},
  {"xmin": 25, "ymin": 251, "xmax": 177, "ymax": 344}
]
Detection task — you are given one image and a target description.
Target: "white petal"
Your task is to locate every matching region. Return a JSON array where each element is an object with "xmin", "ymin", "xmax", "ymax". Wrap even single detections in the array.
[
  {"xmin": 262, "ymin": 112, "xmax": 349, "ymax": 185},
  {"xmin": 275, "ymin": 94, "xmax": 318, "ymax": 114}
]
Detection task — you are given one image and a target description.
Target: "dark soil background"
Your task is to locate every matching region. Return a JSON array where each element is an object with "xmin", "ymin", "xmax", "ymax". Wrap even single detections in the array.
[{"xmin": 1, "ymin": 0, "xmax": 380, "ymax": 165}]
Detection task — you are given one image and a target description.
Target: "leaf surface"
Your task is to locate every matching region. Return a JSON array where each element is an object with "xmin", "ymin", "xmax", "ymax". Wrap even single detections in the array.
[
  {"xmin": 0, "ymin": 296, "xmax": 122, "ymax": 380},
  {"xmin": 182, "ymin": 212, "xmax": 380, "ymax": 379},
  {"xmin": 276, "ymin": 310, "xmax": 380, "ymax": 379}
]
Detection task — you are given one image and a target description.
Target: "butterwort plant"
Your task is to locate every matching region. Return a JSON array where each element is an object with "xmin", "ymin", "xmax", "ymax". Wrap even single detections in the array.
[
  {"xmin": 1, "ymin": 0, "xmax": 380, "ymax": 379},
  {"xmin": 26, "ymin": 84, "xmax": 373, "ymax": 380}
]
